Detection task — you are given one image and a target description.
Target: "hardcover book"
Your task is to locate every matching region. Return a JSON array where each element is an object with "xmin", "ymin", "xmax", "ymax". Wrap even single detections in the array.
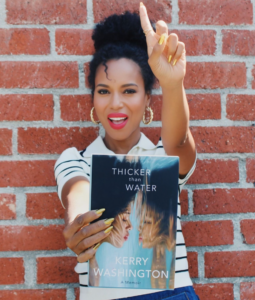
[{"xmin": 89, "ymin": 154, "xmax": 179, "ymax": 290}]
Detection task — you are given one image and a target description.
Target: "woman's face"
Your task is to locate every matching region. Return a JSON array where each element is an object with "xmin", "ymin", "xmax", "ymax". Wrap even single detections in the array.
[
  {"xmin": 107, "ymin": 202, "xmax": 133, "ymax": 248},
  {"xmin": 138, "ymin": 212, "xmax": 155, "ymax": 248},
  {"xmin": 93, "ymin": 58, "xmax": 150, "ymax": 144}
]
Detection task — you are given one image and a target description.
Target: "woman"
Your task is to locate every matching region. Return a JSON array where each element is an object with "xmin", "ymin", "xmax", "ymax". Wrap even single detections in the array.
[{"xmin": 54, "ymin": 3, "xmax": 198, "ymax": 300}]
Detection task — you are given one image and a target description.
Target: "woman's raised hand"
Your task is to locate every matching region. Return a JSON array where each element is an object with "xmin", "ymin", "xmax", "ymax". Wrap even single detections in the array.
[
  {"xmin": 63, "ymin": 209, "xmax": 114, "ymax": 263},
  {"xmin": 139, "ymin": 2, "xmax": 186, "ymax": 88}
]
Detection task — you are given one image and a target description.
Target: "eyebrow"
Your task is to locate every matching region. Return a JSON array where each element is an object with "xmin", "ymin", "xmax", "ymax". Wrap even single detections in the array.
[{"xmin": 96, "ymin": 83, "xmax": 138, "ymax": 88}]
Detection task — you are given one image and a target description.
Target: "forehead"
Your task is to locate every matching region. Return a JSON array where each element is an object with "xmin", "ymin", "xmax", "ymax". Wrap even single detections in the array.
[{"xmin": 95, "ymin": 58, "xmax": 143, "ymax": 85}]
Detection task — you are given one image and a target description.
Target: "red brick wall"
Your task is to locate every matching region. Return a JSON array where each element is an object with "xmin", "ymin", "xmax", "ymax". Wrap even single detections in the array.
[{"xmin": 0, "ymin": 0, "xmax": 254, "ymax": 299}]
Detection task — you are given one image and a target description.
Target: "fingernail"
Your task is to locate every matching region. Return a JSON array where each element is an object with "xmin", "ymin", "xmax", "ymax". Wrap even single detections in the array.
[
  {"xmin": 158, "ymin": 34, "xmax": 165, "ymax": 45},
  {"xmin": 140, "ymin": 2, "xmax": 144, "ymax": 7},
  {"xmin": 173, "ymin": 59, "xmax": 177, "ymax": 66},
  {"xmin": 104, "ymin": 218, "xmax": 114, "ymax": 225},
  {"xmin": 168, "ymin": 55, "xmax": 172, "ymax": 63},
  {"xmin": 93, "ymin": 243, "xmax": 101, "ymax": 250},
  {"xmin": 104, "ymin": 226, "xmax": 113, "ymax": 234},
  {"xmin": 96, "ymin": 208, "xmax": 105, "ymax": 215}
]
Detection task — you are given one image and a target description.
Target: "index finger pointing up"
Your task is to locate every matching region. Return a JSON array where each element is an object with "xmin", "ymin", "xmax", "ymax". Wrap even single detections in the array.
[{"xmin": 140, "ymin": 2, "xmax": 154, "ymax": 36}]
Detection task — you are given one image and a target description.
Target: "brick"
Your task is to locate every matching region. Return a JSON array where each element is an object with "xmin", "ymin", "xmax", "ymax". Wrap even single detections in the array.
[
  {"xmin": 227, "ymin": 95, "xmax": 255, "ymax": 121},
  {"xmin": 0, "ymin": 94, "xmax": 54, "ymax": 121},
  {"xmin": 191, "ymin": 127, "xmax": 255, "ymax": 153},
  {"xmin": 247, "ymin": 159, "xmax": 255, "ymax": 182},
  {"xmin": 0, "ymin": 194, "xmax": 16, "ymax": 220},
  {"xmin": 170, "ymin": 30, "xmax": 216, "ymax": 56},
  {"xmin": 75, "ymin": 288, "xmax": 80, "ymax": 300},
  {"xmin": 60, "ymin": 95, "xmax": 93, "ymax": 121},
  {"xmin": 182, "ymin": 220, "xmax": 233, "ymax": 247},
  {"xmin": 150, "ymin": 95, "xmax": 162, "ymax": 121},
  {"xmin": 6, "ymin": 0, "xmax": 87, "ymax": 25},
  {"xmin": 241, "ymin": 220, "xmax": 255, "ymax": 244},
  {"xmin": 0, "ymin": 28, "xmax": 50, "ymax": 55},
  {"xmin": 250, "ymin": 67, "xmax": 255, "ymax": 89},
  {"xmin": 140, "ymin": 127, "xmax": 161, "ymax": 145},
  {"xmin": 0, "ymin": 161, "xmax": 55, "ymax": 187},
  {"xmin": 37, "ymin": 257, "xmax": 78, "ymax": 284},
  {"xmin": 56, "ymin": 29, "xmax": 93, "ymax": 55},
  {"xmin": 18, "ymin": 127, "xmax": 99, "ymax": 154},
  {"xmin": 187, "ymin": 252, "xmax": 198, "ymax": 278},
  {"xmin": 93, "ymin": 0, "xmax": 172, "ymax": 23},
  {"xmin": 0, "ymin": 258, "xmax": 24, "ymax": 285},
  {"xmin": 0, "ymin": 62, "xmax": 78, "ymax": 89},
  {"xmin": 194, "ymin": 283, "xmax": 234, "ymax": 300},
  {"xmin": 0, "ymin": 129, "xmax": 12, "ymax": 155},
  {"xmin": 180, "ymin": 190, "xmax": 188, "ymax": 215},
  {"xmin": 205, "ymin": 251, "xmax": 255, "ymax": 278},
  {"xmin": 185, "ymin": 62, "xmax": 246, "ymax": 89},
  {"xmin": 187, "ymin": 94, "xmax": 221, "ymax": 120},
  {"xmin": 188, "ymin": 159, "xmax": 239, "ymax": 184},
  {"xmin": 0, "ymin": 225, "xmax": 66, "ymax": 251},
  {"xmin": 241, "ymin": 282, "xmax": 255, "ymax": 300},
  {"xmin": 26, "ymin": 193, "xmax": 64, "ymax": 220},
  {"xmin": 193, "ymin": 189, "xmax": 255, "ymax": 215},
  {"xmin": 223, "ymin": 30, "xmax": 255, "ymax": 56},
  {"xmin": 0, "ymin": 289, "xmax": 66, "ymax": 300},
  {"xmin": 179, "ymin": 0, "xmax": 252, "ymax": 25}
]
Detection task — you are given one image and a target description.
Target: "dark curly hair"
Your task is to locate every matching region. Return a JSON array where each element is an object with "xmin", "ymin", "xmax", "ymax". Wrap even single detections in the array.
[{"xmin": 88, "ymin": 11, "xmax": 155, "ymax": 97}]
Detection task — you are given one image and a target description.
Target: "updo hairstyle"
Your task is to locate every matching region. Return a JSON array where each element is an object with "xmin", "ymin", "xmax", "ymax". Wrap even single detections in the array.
[{"xmin": 88, "ymin": 12, "xmax": 155, "ymax": 96}]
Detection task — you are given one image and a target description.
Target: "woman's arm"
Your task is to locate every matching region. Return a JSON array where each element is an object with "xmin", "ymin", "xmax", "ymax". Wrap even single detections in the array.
[
  {"xmin": 161, "ymin": 84, "xmax": 196, "ymax": 176},
  {"xmin": 61, "ymin": 176, "xmax": 113, "ymax": 262},
  {"xmin": 139, "ymin": 3, "xmax": 196, "ymax": 176}
]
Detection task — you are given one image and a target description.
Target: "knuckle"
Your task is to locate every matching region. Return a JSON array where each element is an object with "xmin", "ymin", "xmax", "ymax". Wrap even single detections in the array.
[
  {"xmin": 81, "ymin": 226, "xmax": 88, "ymax": 237},
  {"xmin": 76, "ymin": 214, "xmax": 84, "ymax": 226},
  {"xmin": 66, "ymin": 240, "xmax": 72, "ymax": 249},
  {"xmin": 82, "ymin": 239, "xmax": 88, "ymax": 250},
  {"xmin": 157, "ymin": 20, "xmax": 167, "ymax": 27},
  {"xmin": 179, "ymin": 42, "xmax": 185, "ymax": 49},
  {"xmin": 170, "ymin": 33, "xmax": 178, "ymax": 39},
  {"xmin": 62, "ymin": 228, "xmax": 69, "ymax": 240}
]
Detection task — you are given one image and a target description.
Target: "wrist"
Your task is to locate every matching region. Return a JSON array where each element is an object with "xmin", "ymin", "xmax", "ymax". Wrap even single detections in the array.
[{"xmin": 160, "ymin": 80, "xmax": 184, "ymax": 92}]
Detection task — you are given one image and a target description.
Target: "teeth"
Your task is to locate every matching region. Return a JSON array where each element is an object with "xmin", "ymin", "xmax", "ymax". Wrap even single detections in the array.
[{"xmin": 109, "ymin": 117, "xmax": 126, "ymax": 121}]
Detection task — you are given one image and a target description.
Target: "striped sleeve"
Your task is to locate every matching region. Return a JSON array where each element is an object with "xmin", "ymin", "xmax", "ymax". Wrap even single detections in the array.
[
  {"xmin": 178, "ymin": 152, "xmax": 197, "ymax": 193},
  {"xmin": 54, "ymin": 147, "xmax": 90, "ymax": 207},
  {"xmin": 155, "ymin": 138, "xmax": 197, "ymax": 193}
]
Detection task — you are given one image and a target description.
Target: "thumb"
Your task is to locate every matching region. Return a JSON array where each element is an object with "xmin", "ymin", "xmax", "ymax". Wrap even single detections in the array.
[{"xmin": 148, "ymin": 33, "xmax": 167, "ymax": 68}]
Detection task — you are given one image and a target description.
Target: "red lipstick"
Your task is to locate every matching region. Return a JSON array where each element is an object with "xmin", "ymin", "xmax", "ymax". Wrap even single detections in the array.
[{"xmin": 107, "ymin": 113, "xmax": 128, "ymax": 130}]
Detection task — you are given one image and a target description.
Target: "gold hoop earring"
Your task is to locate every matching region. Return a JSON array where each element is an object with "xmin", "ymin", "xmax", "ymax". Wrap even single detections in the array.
[
  {"xmin": 143, "ymin": 107, "xmax": 153, "ymax": 125},
  {"xmin": 90, "ymin": 107, "xmax": 100, "ymax": 125}
]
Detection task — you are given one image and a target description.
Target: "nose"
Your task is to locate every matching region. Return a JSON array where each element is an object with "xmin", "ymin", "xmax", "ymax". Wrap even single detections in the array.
[
  {"xmin": 110, "ymin": 92, "xmax": 123, "ymax": 109},
  {"xmin": 127, "ymin": 219, "xmax": 133, "ymax": 231}
]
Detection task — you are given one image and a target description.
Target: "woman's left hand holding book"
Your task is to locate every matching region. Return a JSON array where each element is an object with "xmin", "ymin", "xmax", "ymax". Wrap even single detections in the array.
[{"xmin": 61, "ymin": 176, "xmax": 114, "ymax": 263}]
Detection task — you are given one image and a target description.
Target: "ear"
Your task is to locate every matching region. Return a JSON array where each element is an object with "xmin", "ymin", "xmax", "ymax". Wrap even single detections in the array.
[{"xmin": 145, "ymin": 93, "xmax": 151, "ymax": 107}]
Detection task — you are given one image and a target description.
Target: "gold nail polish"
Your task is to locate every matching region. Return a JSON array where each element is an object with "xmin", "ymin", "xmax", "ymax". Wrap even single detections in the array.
[
  {"xmin": 140, "ymin": 2, "xmax": 144, "ymax": 7},
  {"xmin": 173, "ymin": 59, "xmax": 177, "ymax": 66},
  {"xmin": 104, "ymin": 218, "xmax": 114, "ymax": 225},
  {"xmin": 104, "ymin": 226, "xmax": 113, "ymax": 234},
  {"xmin": 168, "ymin": 55, "xmax": 172, "ymax": 63},
  {"xmin": 158, "ymin": 34, "xmax": 165, "ymax": 45},
  {"xmin": 96, "ymin": 208, "xmax": 105, "ymax": 215},
  {"xmin": 93, "ymin": 243, "xmax": 101, "ymax": 250}
]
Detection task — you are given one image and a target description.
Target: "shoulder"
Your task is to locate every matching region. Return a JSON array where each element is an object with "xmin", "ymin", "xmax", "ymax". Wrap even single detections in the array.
[{"xmin": 54, "ymin": 147, "xmax": 87, "ymax": 170}]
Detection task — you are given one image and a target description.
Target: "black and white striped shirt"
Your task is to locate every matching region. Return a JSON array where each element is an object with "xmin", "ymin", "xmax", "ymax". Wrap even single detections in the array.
[{"xmin": 54, "ymin": 133, "xmax": 196, "ymax": 300}]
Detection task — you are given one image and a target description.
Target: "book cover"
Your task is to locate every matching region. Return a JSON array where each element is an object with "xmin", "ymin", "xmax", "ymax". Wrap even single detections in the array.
[{"xmin": 89, "ymin": 154, "xmax": 179, "ymax": 290}]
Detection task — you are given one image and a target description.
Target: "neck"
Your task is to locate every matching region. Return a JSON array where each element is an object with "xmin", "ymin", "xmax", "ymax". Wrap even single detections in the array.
[{"xmin": 103, "ymin": 131, "xmax": 141, "ymax": 154}]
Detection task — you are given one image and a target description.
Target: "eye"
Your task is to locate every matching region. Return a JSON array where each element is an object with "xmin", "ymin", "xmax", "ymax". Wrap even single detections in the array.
[
  {"xmin": 97, "ymin": 89, "xmax": 109, "ymax": 95},
  {"xmin": 124, "ymin": 89, "xmax": 136, "ymax": 94},
  {"xmin": 144, "ymin": 220, "xmax": 152, "ymax": 224}
]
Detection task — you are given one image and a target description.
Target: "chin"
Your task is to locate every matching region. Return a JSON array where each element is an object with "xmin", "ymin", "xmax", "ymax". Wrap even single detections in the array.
[{"xmin": 112, "ymin": 240, "xmax": 124, "ymax": 248}]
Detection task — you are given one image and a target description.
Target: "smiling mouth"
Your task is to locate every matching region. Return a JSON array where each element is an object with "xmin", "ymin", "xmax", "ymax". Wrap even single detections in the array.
[{"xmin": 108, "ymin": 117, "xmax": 128, "ymax": 124}]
